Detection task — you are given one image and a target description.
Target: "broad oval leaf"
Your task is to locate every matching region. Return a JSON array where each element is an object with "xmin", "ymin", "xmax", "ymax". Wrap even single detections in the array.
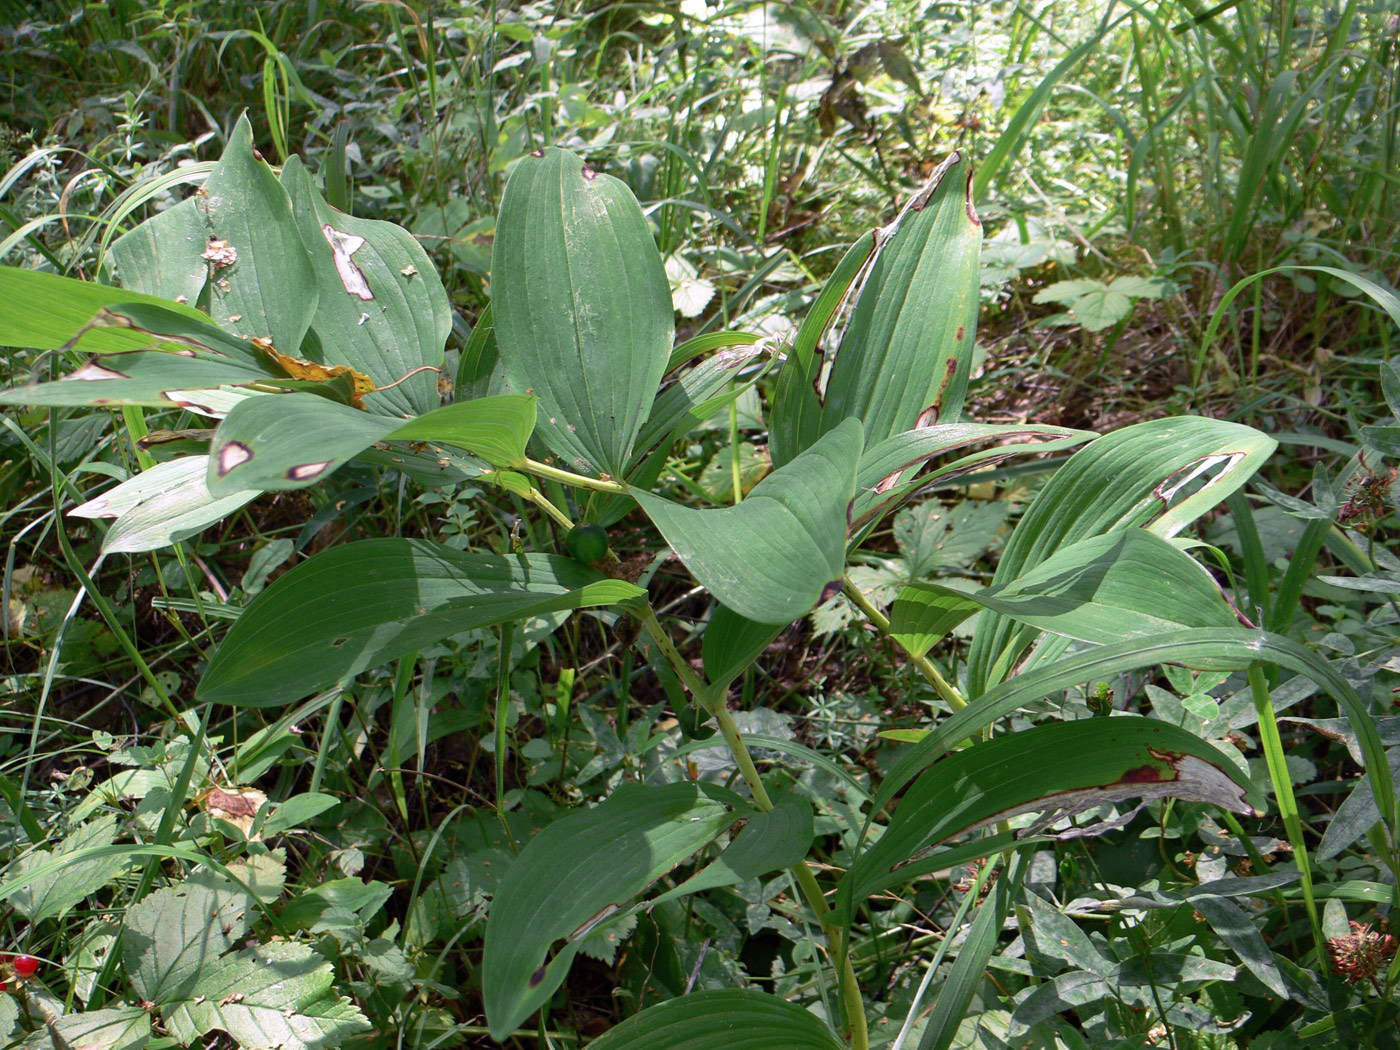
[
  {"xmin": 112, "ymin": 114, "xmax": 317, "ymax": 353},
  {"xmin": 281, "ymin": 156, "xmax": 448, "ymax": 417},
  {"xmin": 648, "ymin": 792, "xmax": 815, "ymax": 907},
  {"xmin": 482, "ymin": 782, "xmax": 747, "ymax": 1040},
  {"xmin": 633, "ymin": 418, "xmax": 863, "ymax": 624},
  {"xmin": 206, "ymin": 391, "xmax": 536, "ymax": 495},
  {"xmin": 492, "ymin": 146, "xmax": 673, "ymax": 477},
  {"xmin": 584, "ymin": 990, "xmax": 846, "ymax": 1050},
  {"xmin": 770, "ymin": 153, "xmax": 981, "ymax": 466},
  {"xmin": 967, "ymin": 416, "xmax": 1276, "ymax": 696},
  {"xmin": 71, "ymin": 456, "xmax": 259, "ymax": 555},
  {"xmin": 845, "ymin": 716, "xmax": 1263, "ymax": 905},
  {"xmin": 890, "ymin": 530, "xmax": 1243, "ymax": 658},
  {"xmin": 197, "ymin": 539, "xmax": 643, "ymax": 706}
]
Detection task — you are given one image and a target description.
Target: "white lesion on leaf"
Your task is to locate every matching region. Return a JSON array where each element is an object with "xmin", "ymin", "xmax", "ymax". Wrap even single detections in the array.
[{"xmin": 322, "ymin": 224, "xmax": 375, "ymax": 300}]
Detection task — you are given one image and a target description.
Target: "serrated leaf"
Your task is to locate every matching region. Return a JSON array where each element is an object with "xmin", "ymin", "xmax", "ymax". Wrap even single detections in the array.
[
  {"xmin": 4, "ymin": 815, "xmax": 131, "ymax": 922},
  {"xmin": 164, "ymin": 941, "xmax": 369, "ymax": 1050},
  {"xmin": 894, "ymin": 499, "xmax": 1008, "ymax": 577},
  {"xmin": 482, "ymin": 782, "xmax": 748, "ymax": 1039},
  {"xmin": 633, "ymin": 418, "xmax": 862, "ymax": 624},
  {"xmin": 18, "ymin": 1005, "xmax": 150, "ymax": 1050},
  {"xmin": 123, "ymin": 869, "xmax": 254, "ymax": 1005},
  {"xmin": 197, "ymin": 539, "xmax": 643, "ymax": 706}
]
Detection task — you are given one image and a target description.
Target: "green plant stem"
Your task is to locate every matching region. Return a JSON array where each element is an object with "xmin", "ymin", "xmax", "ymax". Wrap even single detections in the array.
[
  {"xmin": 841, "ymin": 579, "xmax": 966, "ymax": 711},
  {"xmin": 511, "ymin": 478, "xmax": 574, "ymax": 530},
  {"xmin": 1248, "ymin": 662, "xmax": 1323, "ymax": 954},
  {"xmin": 522, "ymin": 457, "xmax": 629, "ymax": 495},
  {"xmin": 632, "ymin": 601, "xmax": 869, "ymax": 1050}
]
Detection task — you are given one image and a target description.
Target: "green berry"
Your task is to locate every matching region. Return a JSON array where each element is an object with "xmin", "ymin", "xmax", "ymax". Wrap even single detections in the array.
[{"xmin": 565, "ymin": 523, "xmax": 609, "ymax": 563}]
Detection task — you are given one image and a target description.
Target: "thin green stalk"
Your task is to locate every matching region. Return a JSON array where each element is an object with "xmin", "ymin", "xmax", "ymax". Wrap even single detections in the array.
[
  {"xmin": 521, "ymin": 458, "xmax": 629, "ymax": 495},
  {"xmin": 494, "ymin": 620, "xmax": 516, "ymax": 820},
  {"xmin": 1249, "ymin": 663, "xmax": 1322, "ymax": 953},
  {"xmin": 632, "ymin": 601, "xmax": 868, "ymax": 1050},
  {"xmin": 841, "ymin": 579, "xmax": 966, "ymax": 711}
]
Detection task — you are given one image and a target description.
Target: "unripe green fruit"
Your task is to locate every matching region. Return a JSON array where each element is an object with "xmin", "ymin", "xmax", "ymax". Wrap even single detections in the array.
[{"xmin": 564, "ymin": 523, "xmax": 609, "ymax": 563}]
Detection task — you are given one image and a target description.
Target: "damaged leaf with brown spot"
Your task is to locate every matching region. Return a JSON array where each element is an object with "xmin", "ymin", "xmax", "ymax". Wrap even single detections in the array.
[{"xmin": 843, "ymin": 715, "xmax": 1264, "ymax": 905}]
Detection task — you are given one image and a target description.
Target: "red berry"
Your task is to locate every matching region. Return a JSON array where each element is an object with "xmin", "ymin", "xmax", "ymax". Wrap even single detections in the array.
[{"xmin": 12, "ymin": 956, "xmax": 38, "ymax": 978}]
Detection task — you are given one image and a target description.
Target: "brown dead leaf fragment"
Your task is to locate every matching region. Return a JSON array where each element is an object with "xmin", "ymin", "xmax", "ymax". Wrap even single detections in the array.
[
  {"xmin": 251, "ymin": 335, "xmax": 377, "ymax": 406},
  {"xmin": 200, "ymin": 785, "xmax": 269, "ymax": 839},
  {"xmin": 202, "ymin": 238, "xmax": 238, "ymax": 269}
]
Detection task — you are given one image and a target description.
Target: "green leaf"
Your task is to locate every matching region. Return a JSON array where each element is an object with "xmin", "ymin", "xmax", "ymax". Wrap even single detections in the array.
[
  {"xmin": 967, "ymin": 416, "xmax": 1275, "ymax": 696},
  {"xmin": 917, "ymin": 852, "xmax": 1025, "ymax": 1050},
  {"xmin": 771, "ymin": 154, "xmax": 981, "ymax": 465},
  {"xmin": 892, "ymin": 530, "xmax": 1241, "ymax": 658},
  {"xmin": 493, "ymin": 146, "xmax": 673, "ymax": 477},
  {"xmin": 851, "ymin": 422, "xmax": 1094, "ymax": 532},
  {"xmin": 582, "ymin": 990, "xmax": 847, "ymax": 1050},
  {"xmin": 634, "ymin": 418, "xmax": 862, "ymax": 624},
  {"xmin": 482, "ymin": 781, "xmax": 748, "ymax": 1039},
  {"xmin": 123, "ymin": 869, "xmax": 255, "ymax": 1005},
  {"xmin": 197, "ymin": 539, "xmax": 643, "ymax": 706},
  {"xmin": 0, "ymin": 266, "xmax": 214, "ymax": 354},
  {"xmin": 649, "ymin": 792, "xmax": 814, "ymax": 907},
  {"xmin": 844, "ymin": 716, "xmax": 1262, "ymax": 904},
  {"xmin": 0, "ymin": 301, "xmax": 274, "ymax": 411},
  {"xmin": 206, "ymin": 392, "xmax": 536, "ymax": 495},
  {"xmin": 17, "ymin": 1005, "xmax": 150, "ymax": 1050},
  {"xmin": 870, "ymin": 629, "xmax": 1393, "ymax": 844},
  {"xmin": 3, "ymin": 816, "xmax": 131, "ymax": 922},
  {"xmin": 281, "ymin": 156, "xmax": 448, "ymax": 417},
  {"xmin": 70, "ymin": 456, "xmax": 259, "ymax": 554},
  {"xmin": 701, "ymin": 603, "xmax": 784, "ymax": 690},
  {"xmin": 112, "ymin": 115, "xmax": 317, "ymax": 353},
  {"xmin": 164, "ymin": 941, "xmax": 369, "ymax": 1050}
]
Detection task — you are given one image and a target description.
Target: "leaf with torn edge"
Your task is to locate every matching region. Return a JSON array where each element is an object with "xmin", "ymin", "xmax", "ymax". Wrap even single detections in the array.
[{"xmin": 843, "ymin": 716, "xmax": 1264, "ymax": 905}]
